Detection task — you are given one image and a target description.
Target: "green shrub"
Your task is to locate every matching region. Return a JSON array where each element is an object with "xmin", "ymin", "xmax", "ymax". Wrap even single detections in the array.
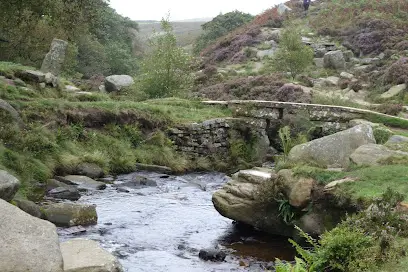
[
  {"xmin": 268, "ymin": 27, "xmax": 314, "ymax": 79},
  {"xmin": 286, "ymin": 189, "xmax": 408, "ymax": 271},
  {"xmin": 373, "ymin": 126, "xmax": 393, "ymax": 144},
  {"xmin": 193, "ymin": 10, "xmax": 254, "ymax": 55},
  {"xmin": 275, "ymin": 258, "xmax": 307, "ymax": 272},
  {"xmin": 139, "ymin": 17, "xmax": 193, "ymax": 98}
]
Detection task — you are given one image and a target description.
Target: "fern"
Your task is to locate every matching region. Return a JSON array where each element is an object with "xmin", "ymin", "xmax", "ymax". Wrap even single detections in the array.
[
  {"xmin": 275, "ymin": 257, "xmax": 308, "ymax": 272},
  {"xmin": 277, "ymin": 198, "xmax": 295, "ymax": 224}
]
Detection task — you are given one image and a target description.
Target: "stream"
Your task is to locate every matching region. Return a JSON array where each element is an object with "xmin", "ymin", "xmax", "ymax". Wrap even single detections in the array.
[{"xmin": 58, "ymin": 171, "xmax": 295, "ymax": 271}]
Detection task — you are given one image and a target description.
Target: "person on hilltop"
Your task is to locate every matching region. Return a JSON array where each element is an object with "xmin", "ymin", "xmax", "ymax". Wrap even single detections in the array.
[{"xmin": 303, "ymin": 0, "xmax": 311, "ymax": 11}]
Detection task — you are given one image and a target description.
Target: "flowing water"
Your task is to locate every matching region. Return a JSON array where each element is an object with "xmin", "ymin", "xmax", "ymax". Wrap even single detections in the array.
[{"xmin": 58, "ymin": 172, "xmax": 295, "ymax": 271}]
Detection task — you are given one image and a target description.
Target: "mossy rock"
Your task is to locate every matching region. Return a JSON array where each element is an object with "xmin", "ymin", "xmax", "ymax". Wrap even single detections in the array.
[{"xmin": 43, "ymin": 203, "xmax": 97, "ymax": 227}]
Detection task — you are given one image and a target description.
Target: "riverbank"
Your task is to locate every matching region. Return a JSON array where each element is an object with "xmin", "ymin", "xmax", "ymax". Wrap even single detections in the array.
[{"xmin": 0, "ymin": 62, "xmax": 242, "ymax": 200}]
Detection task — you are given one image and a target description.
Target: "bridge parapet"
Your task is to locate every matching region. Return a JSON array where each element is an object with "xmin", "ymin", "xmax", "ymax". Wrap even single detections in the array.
[{"xmin": 202, "ymin": 100, "xmax": 408, "ymax": 125}]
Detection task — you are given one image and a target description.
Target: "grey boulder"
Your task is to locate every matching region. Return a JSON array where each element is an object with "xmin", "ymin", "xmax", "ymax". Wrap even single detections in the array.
[
  {"xmin": 0, "ymin": 199, "xmax": 63, "ymax": 272},
  {"xmin": 42, "ymin": 203, "xmax": 97, "ymax": 227},
  {"xmin": 350, "ymin": 144, "xmax": 408, "ymax": 166},
  {"xmin": 58, "ymin": 175, "xmax": 106, "ymax": 191},
  {"xmin": 61, "ymin": 239, "xmax": 123, "ymax": 272},
  {"xmin": 323, "ymin": 50, "xmax": 346, "ymax": 70},
  {"xmin": 104, "ymin": 75, "xmax": 134, "ymax": 92},
  {"xmin": 288, "ymin": 124, "xmax": 376, "ymax": 168},
  {"xmin": 0, "ymin": 170, "xmax": 20, "ymax": 201}
]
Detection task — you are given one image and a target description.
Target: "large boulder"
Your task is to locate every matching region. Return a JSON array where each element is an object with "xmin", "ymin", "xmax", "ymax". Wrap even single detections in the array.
[
  {"xmin": 41, "ymin": 39, "xmax": 68, "ymax": 76},
  {"xmin": 0, "ymin": 199, "xmax": 63, "ymax": 272},
  {"xmin": 323, "ymin": 50, "xmax": 346, "ymax": 70},
  {"xmin": 0, "ymin": 170, "xmax": 20, "ymax": 201},
  {"xmin": 75, "ymin": 163, "xmax": 105, "ymax": 179},
  {"xmin": 104, "ymin": 75, "xmax": 134, "ymax": 92},
  {"xmin": 60, "ymin": 239, "xmax": 123, "ymax": 272},
  {"xmin": 288, "ymin": 124, "xmax": 376, "ymax": 168},
  {"xmin": 58, "ymin": 175, "xmax": 106, "ymax": 191},
  {"xmin": 289, "ymin": 178, "xmax": 315, "ymax": 209},
  {"xmin": 350, "ymin": 144, "xmax": 408, "ymax": 166},
  {"xmin": 17, "ymin": 70, "xmax": 46, "ymax": 83},
  {"xmin": 43, "ymin": 203, "xmax": 97, "ymax": 227},
  {"xmin": 212, "ymin": 169, "xmax": 293, "ymax": 237}
]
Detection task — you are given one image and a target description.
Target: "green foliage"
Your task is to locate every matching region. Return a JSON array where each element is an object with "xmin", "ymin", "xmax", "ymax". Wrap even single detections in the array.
[
  {"xmin": 277, "ymin": 199, "xmax": 295, "ymax": 224},
  {"xmin": 275, "ymin": 258, "xmax": 308, "ymax": 272},
  {"xmin": 373, "ymin": 126, "xmax": 393, "ymax": 144},
  {"xmin": 0, "ymin": 0, "xmax": 138, "ymax": 77},
  {"xmin": 139, "ymin": 17, "xmax": 193, "ymax": 98},
  {"xmin": 193, "ymin": 11, "xmax": 254, "ymax": 54},
  {"xmin": 279, "ymin": 126, "xmax": 292, "ymax": 159},
  {"xmin": 278, "ymin": 126, "xmax": 308, "ymax": 161},
  {"xmin": 268, "ymin": 27, "xmax": 314, "ymax": 79},
  {"xmin": 105, "ymin": 42, "xmax": 138, "ymax": 75},
  {"xmin": 77, "ymin": 36, "xmax": 110, "ymax": 78},
  {"xmin": 286, "ymin": 189, "xmax": 408, "ymax": 272}
]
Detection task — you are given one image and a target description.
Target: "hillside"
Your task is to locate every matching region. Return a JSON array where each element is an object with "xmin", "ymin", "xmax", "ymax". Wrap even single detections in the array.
[
  {"xmin": 1, "ymin": 1, "xmax": 408, "ymax": 271},
  {"xmin": 138, "ymin": 21, "xmax": 206, "ymax": 47},
  {"xmin": 194, "ymin": 0, "xmax": 408, "ymax": 118}
]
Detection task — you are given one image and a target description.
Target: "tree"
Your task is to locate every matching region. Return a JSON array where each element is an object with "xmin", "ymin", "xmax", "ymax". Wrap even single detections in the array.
[
  {"xmin": 269, "ymin": 28, "xmax": 314, "ymax": 79},
  {"xmin": 193, "ymin": 11, "xmax": 253, "ymax": 55},
  {"xmin": 139, "ymin": 16, "xmax": 193, "ymax": 98}
]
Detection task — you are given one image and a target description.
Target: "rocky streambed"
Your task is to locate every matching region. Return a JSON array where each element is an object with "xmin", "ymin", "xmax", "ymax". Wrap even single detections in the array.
[{"xmin": 58, "ymin": 171, "xmax": 295, "ymax": 271}]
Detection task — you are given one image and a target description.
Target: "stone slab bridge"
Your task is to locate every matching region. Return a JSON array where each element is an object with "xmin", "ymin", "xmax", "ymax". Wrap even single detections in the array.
[{"xmin": 168, "ymin": 100, "xmax": 408, "ymax": 159}]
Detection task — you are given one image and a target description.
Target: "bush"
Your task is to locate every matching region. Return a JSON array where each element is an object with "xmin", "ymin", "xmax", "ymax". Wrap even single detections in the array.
[
  {"xmin": 384, "ymin": 57, "xmax": 408, "ymax": 85},
  {"xmin": 287, "ymin": 189, "xmax": 408, "ymax": 271},
  {"xmin": 193, "ymin": 11, "xmax": 254, "ymax": 55},
  {"xmin": 268, "ymin": 28, "xmax": 314, "ymax": 79},
  {"xmin": 139, "ymin": 17, "xmax": 193, "ymax": 98}
]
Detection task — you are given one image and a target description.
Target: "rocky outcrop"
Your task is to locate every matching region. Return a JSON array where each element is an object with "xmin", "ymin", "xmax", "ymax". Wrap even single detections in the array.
[
  {"xmin": 288, "ymin": 124, "xmax": 376, "ymax": 168},
  {"xmin": 0, "ymin": 199, "xmax": 63, "ymax": 272},
  {"xmin": 60, "ymin": 239, "xmax": 123, "ymax": 272},
  {"xmin": 104, "ymin": 75, "xmax": 134, "ymax": 92},
  {"xmin": 212, "ymin": 168, "xmax": 293, "ymax": 237},
  {"xmin": 0, "ymin": 170, "xmax": 20, "ymax": 201},
  {"xmin": 17, "ymin": 70, "xmax": 46, "ymax": 83},
  {"xmin": 212, "ymin": 168, "xmax": 350, "ymax": 237},
  {"xmin": 350, "ymin": 144, "xmax": 408, "ymax": 166},
  {"xmin": 380, "ymin": 84, "xmax": 406, "ymax": 99},
  {"xmin": 58, "ymin": 175, "xmax": 106, "ymax": 191},
  {"xmin": 43, "ymin": 203, "xmax": 97, "ymax": 227},
  {"xmin": 323, "ymin": 50, "xmax": 346, "ymax": 70},
  {"xmin": 41, "ymin": 38, "xmax": 68, "ymax": 76},
  {"xmin": 75, "ymin": 163, "xmax": 105, "ymax": 179}
]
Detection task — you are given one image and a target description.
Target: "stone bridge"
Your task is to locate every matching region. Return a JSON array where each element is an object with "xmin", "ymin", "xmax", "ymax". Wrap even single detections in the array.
[{"xmin": 169, "ymin": 100, "xmax": 408, "ymax": 159}]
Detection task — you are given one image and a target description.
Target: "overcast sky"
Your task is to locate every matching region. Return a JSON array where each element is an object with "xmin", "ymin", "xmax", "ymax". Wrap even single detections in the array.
[{"xmin": 109, "ymin": 0, "xmax": 287, "ymax": 21}]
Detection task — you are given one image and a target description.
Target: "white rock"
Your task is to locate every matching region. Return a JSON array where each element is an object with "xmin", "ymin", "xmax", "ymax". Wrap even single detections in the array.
[
  {"xmin": 380, "ymin": 84, "xmax": 406, "ymax": 99},
  {"xmin": 61, "ymin": 239, "xmax": 123, "ymax": 272}
]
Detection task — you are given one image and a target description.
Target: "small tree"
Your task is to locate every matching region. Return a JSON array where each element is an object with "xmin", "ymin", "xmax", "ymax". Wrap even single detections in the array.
[
  {"xmin": 139, "ymin": 16, "xmax": 193, "ymax": 98},
  {"xmin": 270, "ymin": 28, "xmax": 314, "ymax": 79}
]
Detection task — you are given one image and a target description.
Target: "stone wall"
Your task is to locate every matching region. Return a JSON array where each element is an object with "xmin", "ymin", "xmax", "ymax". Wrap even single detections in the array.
[{"xmin": 168, "ymin": 118, "xmax": 269, "ymax": 160}]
